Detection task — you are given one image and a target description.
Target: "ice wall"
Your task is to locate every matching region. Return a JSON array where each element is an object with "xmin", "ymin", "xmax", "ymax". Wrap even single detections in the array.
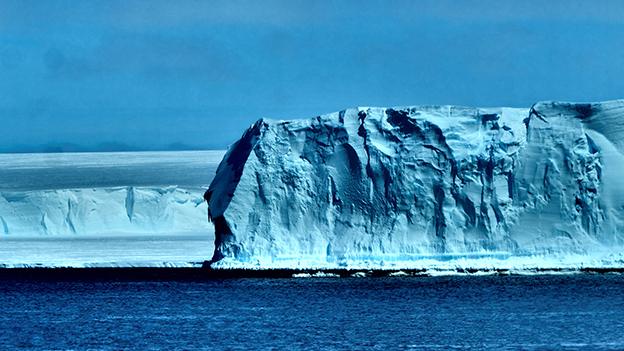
[
  {"xmin": 207, "ymin": 100, "xmax": 624, "ymax": 269},
  {"xmin": 0, "ymin": 186, "xmax": 208, "ymax": 237},
  {"xmin": 0, "ymin": 151, "xmax": 222, "ymax": 238}
]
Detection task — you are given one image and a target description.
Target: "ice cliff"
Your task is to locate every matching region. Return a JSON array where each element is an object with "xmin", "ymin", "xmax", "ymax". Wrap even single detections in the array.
[
  {"xmin": 0, "ymin": 186, "xmax": 207, "ymax": 237},
  {"xmin": 206, "ymin": 100, "xmax": 624, "ymax": 269},
  {"xmin": 0, "ymin": 151, "xmax": 222, "ymax": 238}
]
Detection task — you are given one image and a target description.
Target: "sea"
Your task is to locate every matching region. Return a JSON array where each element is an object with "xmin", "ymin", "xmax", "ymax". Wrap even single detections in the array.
[{"xmin": 1, "ymin": 274, "xmax": 623, "ymax": 350}]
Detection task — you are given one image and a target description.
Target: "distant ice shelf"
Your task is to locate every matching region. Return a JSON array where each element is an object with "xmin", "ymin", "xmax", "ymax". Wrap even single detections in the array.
[
  {"xmin": 0, "ymin": 151, "xmax": 223, "ymax": 267},
  {"xmin": 0, "ymin": 186, "xmax": 209, "ymax": 237},
  {"xmin": 206, "ymin": 100, "xmax": 624, "ymax": 270}
]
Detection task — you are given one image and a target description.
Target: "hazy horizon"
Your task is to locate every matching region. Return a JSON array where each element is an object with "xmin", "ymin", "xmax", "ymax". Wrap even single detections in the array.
[{"xmin": 2, "ymin": 0, "xmax": 624, "ymax": 152}]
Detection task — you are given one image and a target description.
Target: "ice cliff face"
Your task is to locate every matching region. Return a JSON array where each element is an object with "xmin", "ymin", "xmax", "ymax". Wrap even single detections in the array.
[
  {"xmin": 206, "ymin": 100, "xmax": 624, "ymax": 269},
  {"xmin": 0, "ymin": 151, "xmax": 222, "ymax": 238},
  {"xmin": 0, "ymin": 186, "xmax": 208, "ymax": 237}
]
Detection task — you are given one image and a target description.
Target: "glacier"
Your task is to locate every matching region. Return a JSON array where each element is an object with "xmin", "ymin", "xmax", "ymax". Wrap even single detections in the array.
[
  {"xmin": 0, "ymin": 151, "xmax": 223, "ymax": 267},
  {"xmin": 206, "ymin": 100, "xmax": 624, "ymax": 270}
]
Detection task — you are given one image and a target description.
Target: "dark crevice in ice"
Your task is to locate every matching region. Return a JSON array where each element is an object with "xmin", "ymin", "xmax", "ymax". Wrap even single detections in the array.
[
  {"xmin": 357, "ymin": 110, "xmax": 373, "ymax": 180},
  {"xmin": 433, "ymin": 183, "xmax": 446, "ymax": 239},
  {"xmin": 0, "ymin": 216, "xmax": 8, "ymax": 235},
  {"xmin": 125, "ymin": 186, "xmax": 135, "ymax": 222},
  {"xmin": 65, "ymin": 199, "xmax": 76, "ymax": 234},
  {"xmin": 210, "ymin": 216, "xmax": 233, "ymax": 264}
]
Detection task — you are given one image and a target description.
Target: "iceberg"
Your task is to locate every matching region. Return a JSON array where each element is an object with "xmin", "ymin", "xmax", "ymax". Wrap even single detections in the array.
[{"xmin": 206, "ymin": 100, "xmax": 624, "ymax": 270}]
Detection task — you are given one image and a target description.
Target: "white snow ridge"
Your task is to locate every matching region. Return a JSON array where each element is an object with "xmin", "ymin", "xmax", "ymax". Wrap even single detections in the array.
[{"xmin": 206, "ymin": 100, "xmax": 624, "ymax": 270}]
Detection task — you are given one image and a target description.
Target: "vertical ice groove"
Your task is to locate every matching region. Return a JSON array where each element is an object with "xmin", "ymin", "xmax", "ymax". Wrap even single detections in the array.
[
  {"xmin": 65, "ymin": 198, "xmax": 76, "ymax": 234},
  {"xmin": 125, "ymin": 186, "xmax": 135, "ymax": 222},
  {"xmin": 0, "ymin": 216, "xmax": 8, "ymax": 235},
  {"xmin": 40, "ymin": 213, "xmax": 48, "ymax": 235}
]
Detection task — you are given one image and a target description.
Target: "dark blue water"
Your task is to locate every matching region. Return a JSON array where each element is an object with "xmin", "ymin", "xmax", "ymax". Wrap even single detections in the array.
[{"xmin": 1, "ymin": 275, "xmax": 624, "ymax": 350}]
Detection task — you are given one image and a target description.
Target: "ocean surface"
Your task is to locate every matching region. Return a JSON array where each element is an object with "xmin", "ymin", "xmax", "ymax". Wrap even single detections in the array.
[{"xmin": 1, "ymin": 274, "xmax": 623, "ymax": 350}]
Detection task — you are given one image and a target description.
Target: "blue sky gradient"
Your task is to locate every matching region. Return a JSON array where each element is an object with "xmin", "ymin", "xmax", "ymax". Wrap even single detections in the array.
[{"xmin": 1, "ymin": 0, "xmax": 624, "ymax": 152}]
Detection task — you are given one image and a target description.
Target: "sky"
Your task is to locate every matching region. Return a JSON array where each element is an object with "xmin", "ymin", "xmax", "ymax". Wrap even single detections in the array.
[{"xmin": 1, "ymin": 0, "xmax": 624, "ymax": 152}]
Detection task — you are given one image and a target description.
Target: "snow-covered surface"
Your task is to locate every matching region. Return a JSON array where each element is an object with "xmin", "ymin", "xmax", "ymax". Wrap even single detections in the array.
[
  {"xmin": 207, "ymin": 100, "xmax": 624, "ymax": 270},
  {"xmin": 0, "ymin": 234, "xmax": 210, "ymax": 268},
  {"xmin": 0, "ymin": 150, "xmax": 222, "ymax": 190},
  {"xmin": 0, "ymin": 151, "xmax": 223, "ymax": 267}
]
